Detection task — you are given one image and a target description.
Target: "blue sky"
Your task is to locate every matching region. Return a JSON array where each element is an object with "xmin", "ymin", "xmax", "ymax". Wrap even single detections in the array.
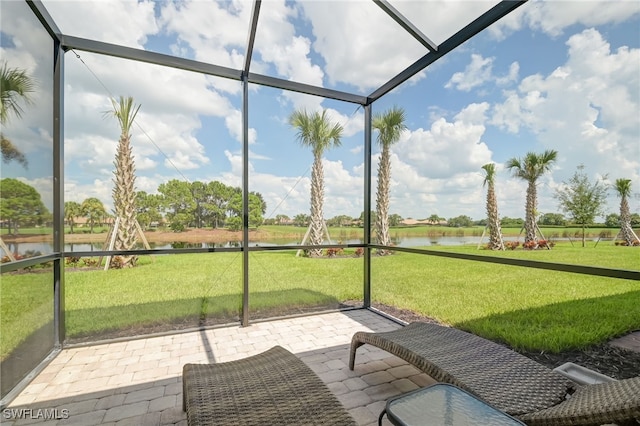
[{"xmin": 2, "ymin": 0, "xmax": 639, "ymax": 223}]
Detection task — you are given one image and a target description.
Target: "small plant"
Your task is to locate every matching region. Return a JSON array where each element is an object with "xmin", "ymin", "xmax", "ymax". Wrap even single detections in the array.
[
  {"xmin": 523, "ymin": 240, "xmax": 537, "ymax": 250},
  {"xmin": 324, "ymin": 248, "xmax": 344, "ymax": 257},
  {"xmin": 66, "ymin": 256, "xmax": 81, "ymax": 267},
  {"xmin": 616, "ymin": 240, "xmax": 640, "ymax": 247},
  {"xmin": 354, "ymin": 247, "xmax": 364, "ymax": 257},
  {"xmin": 505, "ymin": 241, "xmax": 520, "ymax": 250},
  {"xmin": 110, "ymin": 256, "xmax": 125, "ymax": 269},
  {"xmin": 82, "ymin": 257, "xmax": 99, "ymax": 267}
]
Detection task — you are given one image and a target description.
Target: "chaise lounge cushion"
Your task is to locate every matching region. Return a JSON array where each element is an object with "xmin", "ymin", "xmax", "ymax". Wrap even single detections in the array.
[
  {"xmin": 350, "ymin": 322, "xmax": 577, "ymax": 416},
  {"xmin": 519, "ymin": 376, "xmax": 640, "ymax": 426},
  {"xmin": 183, "ymin": 345, "xmax": 356, "ymax": 426}
]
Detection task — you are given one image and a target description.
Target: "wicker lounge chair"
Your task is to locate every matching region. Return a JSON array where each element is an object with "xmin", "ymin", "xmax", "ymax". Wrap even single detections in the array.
[
  {"xmin": 183, "ymin": 345, "xmax": 356, "ymax": 426},
  {"xmin": 349, "ymin": 322, "xmax": 640, "ymax": 426}
]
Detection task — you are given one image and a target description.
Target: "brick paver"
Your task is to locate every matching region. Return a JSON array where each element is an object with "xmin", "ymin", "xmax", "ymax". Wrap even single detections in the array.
[{"xmin": 4, "ymin": 310, "xmax": 432, "ymax": 425}]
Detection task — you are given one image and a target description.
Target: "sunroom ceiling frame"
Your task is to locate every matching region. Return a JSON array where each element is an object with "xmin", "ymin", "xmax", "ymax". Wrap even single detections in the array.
[
  {"xmin": 369, "ymin": 0, "xmax": 527, "ymax": 101},
  {"xmin": 373, "ymin": 0, "xmax": 438, "ymax": 52},
  {"xmin": 49, "ymin": 0, "xmax": 528, "ymax": 107}
]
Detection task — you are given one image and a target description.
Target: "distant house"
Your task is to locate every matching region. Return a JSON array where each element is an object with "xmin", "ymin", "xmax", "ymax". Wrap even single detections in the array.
[{"xmin": 66, "ymin": 216, "xmax": 115, "ymax": 227}]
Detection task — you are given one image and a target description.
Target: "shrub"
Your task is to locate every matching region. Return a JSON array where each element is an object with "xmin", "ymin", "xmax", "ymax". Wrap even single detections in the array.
[
  {"xmin": 324, "ymin": 248, "xmax": 344, "ymax": 257},
  {"xmin": 505, "ymin": 241, "xmax": 519, "ymax": 250},
  {"xmin": 82, "ymin": 257, "xmax": 99, "ymax": 267},
  {"xmin": 354, "ymin": 247, "xmax": 364, "ymax": 257},
  {"xmin": 66, "ymin": 256, "xmax": 81, "ymax": 267},
  {"xmin": 170, "ymin": 221, "xmax": 185, "ymax": 232}
]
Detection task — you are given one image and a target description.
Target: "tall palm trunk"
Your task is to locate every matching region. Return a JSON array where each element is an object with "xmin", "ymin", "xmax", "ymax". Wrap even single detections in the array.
[
  {"xmin": 113, "ymin": 129, "xmax": 138, "ymax": 266},
  {"xmin": 108, "ymin": 96, "xmax": 140, "ymax": 268},
  {"xmin": 375, "ymin": 144, "xmax": 391, "ymax": 248},
  {"xmin": 373, "ymin": 106, "xmax": 406, "ymax": 255},
  {"xmin": 308, "ymin": 152, "xmax": 324, "ymax": 258},
  {"xmin": 524, "ymin": 180, "xmax": 537, "ymax": 244},
  {"xmin": 486, "ymin": 180, "xmax": 504, "ymax": 250},
  {"xmin": 619, "ymin": 195, "xmax": 637, "ymax": 245},
  {"xmin": 506, "ymin": 150, "xmax": 557, "ymax": 249},
  {"xmin": 289, "ymin": 109, "xmax": 343, "ymax": 258}
]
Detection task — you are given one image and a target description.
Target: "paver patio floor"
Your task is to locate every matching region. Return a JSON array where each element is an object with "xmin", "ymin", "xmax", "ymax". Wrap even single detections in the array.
[{"xmin": 3, "ymin": 310, "xmax": 436, "ymax": 425}]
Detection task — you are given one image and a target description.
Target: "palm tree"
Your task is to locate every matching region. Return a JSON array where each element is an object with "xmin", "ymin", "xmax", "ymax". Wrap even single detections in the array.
[
  {"xmin": 81, "ymin": 197, "xmax": 107, "ymax": 233},
  {"xmin": 289, "ymin": 109, "xmax": 343, "ymax": 257},
  {"xmin": 506, "ymin": 150, "xmax": 558, "ymax": 245},
  {"xmin": 614, "ymin": 178, "xmax": 639, "ymax": 246},
  {"xmin": 106, "ymin": 96, "xmax": 141, "ymax": 268},
  {"xmin": 64, "ymin": 201, "xmax": 82, "ymax": 234},
  {"xmin": 481, "ymin": 163, "xmax": 504, "ymax": 250},
  {"xmin": 1, "ymin": 61, "xmax": 35, "ymax": 168},
  {"xmin": 373, "ymin": 106, "xmax": 407, "ymax": 253}
]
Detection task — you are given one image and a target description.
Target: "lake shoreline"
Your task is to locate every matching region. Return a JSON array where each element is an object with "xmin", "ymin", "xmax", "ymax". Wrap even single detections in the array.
[{"xmin": 1, "ymin": 225, "xmax": 622, "ymax": 245}]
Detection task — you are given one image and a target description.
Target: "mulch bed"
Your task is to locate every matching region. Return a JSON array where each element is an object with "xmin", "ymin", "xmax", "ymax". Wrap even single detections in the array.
[{"xmin": 372, "ymin": 302, "xmax": 640, "ymax": 380}]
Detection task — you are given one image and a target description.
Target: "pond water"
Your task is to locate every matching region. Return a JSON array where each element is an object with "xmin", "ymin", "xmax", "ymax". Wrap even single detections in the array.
[{"xmin": 2, "ymin": 236, "xmax": 529, "ymax": 257}]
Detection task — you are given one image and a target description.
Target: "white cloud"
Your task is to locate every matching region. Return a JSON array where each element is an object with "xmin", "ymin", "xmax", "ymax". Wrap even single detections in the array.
[
  {"xmin": 63, "ymin": 178, "xmax": 113, "ymax": 211},
  {"xmin": 491, "ymin": 0, "xmax": 640, "ymax": 39},
  {"xmin": 251, "ymin": 1, "xmax": 324, "ymax": 88},
  {"xmin": 446, "ymin": 54, "xmax": 519, "ymax": 92},
  {"xmin": 395, "ymin": 103, "xmax": 493, "ymax": 179},
  {"xmin": 159, "ymin": 0, "xmax": 249, "ymax": 95},
  {"xmin": 225, "ymin": 110, "xmax": 258, "ymax": 144},
  {"xmin": 446, "ymin": 54, "xmax": 493, "ymax": 92},
  {"xmin": 44, "ymin": 0, "xmax": 159, "ymax": 48},
  {"xmin": 490, "ymin": 29, "xmax": 640, "ymax": 190},
  {"xmin": 325, "ymin": 108, "xmax": 364, "ymax": 138},
  {"xmin": 300, "ymin": 1, "xmax": 427, "ymax": 92}
]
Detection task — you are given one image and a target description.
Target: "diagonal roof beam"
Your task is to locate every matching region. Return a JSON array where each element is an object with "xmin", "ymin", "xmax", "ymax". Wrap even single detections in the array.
[
  {"xmin": 27, "ymin": 0, "xmax": 63, "ymax": 42},
  {"xmin": 373, "ymin": 0, "xmax": 437, "ymax": 53},
  {"xmin": 369, "ymin": 0, "xmax": 527, "ymax": 102},
  {"xmin": 243, "ymin": 0, "xmax": 261, "ymax": 75}
]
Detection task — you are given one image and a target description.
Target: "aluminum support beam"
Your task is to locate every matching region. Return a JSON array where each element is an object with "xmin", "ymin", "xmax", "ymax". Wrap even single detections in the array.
[
  {"xmin": 241, "ymin": 74, "xmax": 250, "ymax": 327},
  {"xmin": 363, "ymin": 105, "xmax": 372, "ymax": 308},
  {"xmin": 374, "ymin": 0, "xmax": 437, "ymax": 52},
  {"xmin": 53, "ymin": 41, "xmax": 65, "ymax": 344},
  {"xmin": 243, "ymin": 0, "xmax": 261, "ymax": 74},
  {"xmin": 61, "ymin": 35, "xmax": 243, "ymax": 81},
  {"xmin": 386, "ymin": 246, "xmax": 640, "ymax": 281},
  {"xmin": 27, "ymin": 0, "xmax": 62, "ymax": 42},
  {"xmin": 248, "ymin": 73, "xmax": 368, "ymax": 105},
  {"xmin": 369, "ymin": 0, "xmax": 527, "ymax": 102},
  {"xmin": 61, "ymin": 35, "xmax": 367, "ymax": 106}
]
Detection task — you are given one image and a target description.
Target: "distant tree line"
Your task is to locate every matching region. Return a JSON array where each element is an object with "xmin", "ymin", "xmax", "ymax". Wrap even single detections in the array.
[
  {"xmin": 135, "ymin": 179, "xmax": 266, "ymax": 232},
  {"xmin": 62, "ymin": 179, "xmax": 267, "ymax": 233},
  {"xmin": 2, "ymin": 177, "xmax": 639, "ymax": 236}
]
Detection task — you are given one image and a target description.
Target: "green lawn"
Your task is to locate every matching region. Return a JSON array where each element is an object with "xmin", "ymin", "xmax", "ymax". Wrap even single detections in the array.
[
  {"xmin": 370, "ymin": 246, "xmax": 638, "ymax": 352},
  {"xmin": 1, "ymin": 244, "xmax": 638, "ymax": 360}
]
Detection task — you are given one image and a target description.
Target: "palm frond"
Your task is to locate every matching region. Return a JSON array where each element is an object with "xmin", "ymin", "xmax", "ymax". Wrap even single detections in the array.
[
  {"xmin": 0, "ymin": 61, "xmax": 36, "ymax": 125},
  {"xmin": 105, "ymin": 96, "xmax": 141, "ymax": 136},
  {"xmin": 615, "ymin": 178, "xmax": 632, "ymax": 198},
  {"xmin": 481, "ymin": 163, "xmax": 496, "ymax": 187},
  {"xmin": 373, "ymin": 105, "xmax": 407, "ymax": 147}
]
